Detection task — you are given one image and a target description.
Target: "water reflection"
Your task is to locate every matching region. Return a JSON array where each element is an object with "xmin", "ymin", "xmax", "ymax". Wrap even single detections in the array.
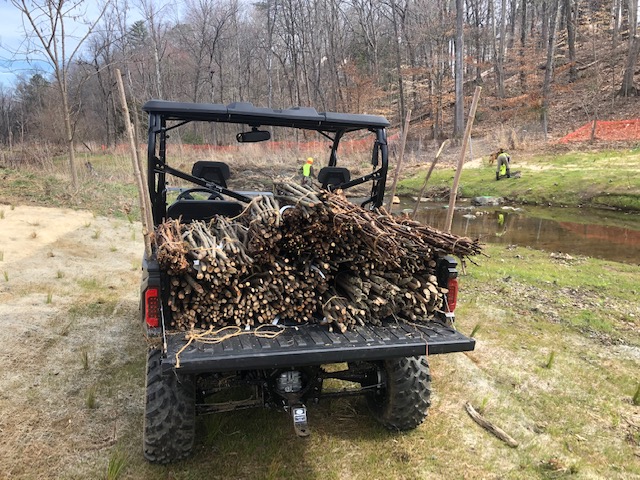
[{"xmin": 412, "ymin": 205, "xmax": 640, "ymax": 264}]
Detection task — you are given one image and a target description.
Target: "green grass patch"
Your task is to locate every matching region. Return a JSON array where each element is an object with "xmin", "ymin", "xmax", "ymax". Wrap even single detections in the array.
[
  {"xmin": 77, "ymin": 278, "xmax": 103, "ymax": 291},
  {"xmin": 543, "ymin": 351, "xmax": 556, "ymax": 369},
  {"xmin": 461, "ymin": 244, "xmax": 640, "ymax": 346},
  {"xmin": 106, "ymin": 448, "xmax": 127, "ymax": 480},
  {"xmin": 0, "ymin": 164, "xmax": 140, "ymax": 219},
  {"xmin": 399, "ymin": 149, "xmax": 640, "ymax": 211},
  {"xmin": 69, "ymin": 298, "xmax": 118, "ymax": 318},
  {"xmin": 85, "ymin": 385, "xmax": 97, "ymax": 409},
  {"xmin": 80, "ymin": 347, "xmax": 90, "ymax": 370}
]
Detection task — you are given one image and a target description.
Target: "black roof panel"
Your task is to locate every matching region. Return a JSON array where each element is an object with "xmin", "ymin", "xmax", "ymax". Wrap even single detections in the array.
[{"xmin": 142, "ymin": 100, "xmax": 390, "ymax": 132}]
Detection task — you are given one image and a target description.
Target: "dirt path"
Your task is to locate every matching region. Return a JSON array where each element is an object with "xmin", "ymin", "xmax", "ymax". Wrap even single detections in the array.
[{"xmin": 0, "ymin": 206, "xmax": 144, "ymax": 479}]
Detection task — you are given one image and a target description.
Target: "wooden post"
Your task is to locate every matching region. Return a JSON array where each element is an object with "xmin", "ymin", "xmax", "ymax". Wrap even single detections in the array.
[
  {"xmin": 444, "ymin": 87, "xmax": 482, "ymax": 233},
  {"xmin": 385, "ymin": 109, "xmax": 412, "ymax": 212},
  {"xmin": 411, "ymin": 139, "xmax": 449, "ymax": 219},
  {"xmin": 115, "ymin": 68, "xmax": 154, "ymax": 258}
]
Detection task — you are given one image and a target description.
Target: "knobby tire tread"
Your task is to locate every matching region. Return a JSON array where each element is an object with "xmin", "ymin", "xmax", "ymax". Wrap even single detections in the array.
[
  {"xmin": 143, "ymin": 349, "xmax": 196, "ymax": 464},
  {"xmin": 368, "ymin": 356, "xmax": 432, "ymax": 431}
]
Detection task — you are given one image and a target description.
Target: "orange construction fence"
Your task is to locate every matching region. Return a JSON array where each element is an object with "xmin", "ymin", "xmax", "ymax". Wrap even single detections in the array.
[{"xmin": 559, "ymin": 119, "xmax": 640, "ymax": 143}]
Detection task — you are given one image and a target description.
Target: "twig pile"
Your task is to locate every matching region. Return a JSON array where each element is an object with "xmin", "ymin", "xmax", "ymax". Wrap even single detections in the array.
[{"xmin": 155, "ymin": 183, "xmax": 481, "ymax": 332}]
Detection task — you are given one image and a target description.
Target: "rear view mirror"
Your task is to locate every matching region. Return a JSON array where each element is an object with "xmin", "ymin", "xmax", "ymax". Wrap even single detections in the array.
[{"xmin": 236, "ymin": 129, "xmax": 271, "ymax": 143}]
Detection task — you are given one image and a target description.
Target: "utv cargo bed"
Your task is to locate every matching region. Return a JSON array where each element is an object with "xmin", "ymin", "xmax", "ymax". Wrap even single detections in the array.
[{"xmin": 163, "ymin": 320, "xmax": 475, "ymax": 374}]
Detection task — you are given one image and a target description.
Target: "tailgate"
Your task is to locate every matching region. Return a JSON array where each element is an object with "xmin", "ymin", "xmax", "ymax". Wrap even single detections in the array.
[{"xmin": 162, "ymin": 321, "xmax": 475, "ymax": 374}]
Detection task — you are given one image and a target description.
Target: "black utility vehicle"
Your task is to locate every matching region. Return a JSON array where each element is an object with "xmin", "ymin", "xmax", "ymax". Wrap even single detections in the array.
[{"xmin": 140, "ymin": 100, "xmax": 475, "ymax": 463}]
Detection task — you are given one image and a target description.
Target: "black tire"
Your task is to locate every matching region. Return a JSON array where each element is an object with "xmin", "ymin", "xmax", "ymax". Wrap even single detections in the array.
[
  {"xmin": 366, "ymin": 356, "xmax": 431, "ymax": 431},
  {"xmin": 143, "ymin": 349, "xmax": 196, "ymax": 464}
]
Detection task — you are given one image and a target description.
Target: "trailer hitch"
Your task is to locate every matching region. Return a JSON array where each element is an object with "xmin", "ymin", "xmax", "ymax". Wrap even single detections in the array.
[
  {"xmin": 276, "ymin": 370, "xmax": 311, "ymax": 437},
  {"xmin": 289, "ymin": 403, "xmax": 310, "ymax": 437}
]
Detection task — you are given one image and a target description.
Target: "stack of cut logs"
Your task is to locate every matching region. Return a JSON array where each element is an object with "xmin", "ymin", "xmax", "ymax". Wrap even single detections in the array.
[{"xmin": 155, "ymin": 182, "xmax": 481, "ymax": 333}]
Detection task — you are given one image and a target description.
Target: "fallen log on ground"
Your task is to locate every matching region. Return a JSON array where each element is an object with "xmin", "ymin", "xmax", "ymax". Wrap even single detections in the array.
[{"xmin": 464, "ymin": 402, "xmax": 519, "ymax": 448}]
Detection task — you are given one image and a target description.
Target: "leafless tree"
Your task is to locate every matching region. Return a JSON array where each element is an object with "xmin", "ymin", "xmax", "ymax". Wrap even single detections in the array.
[
  {"xmin": 6, "ymin": 0, "xmax": 638, "ymax": 150},
  {"xmin": 542, "ymin": 0, "xmax": 560, "ymax": 139},
  {"xmin": 565, "ymin": 0, "xmax": 578, "ymax": 83},
  {"xmin": 454, "ymin": 0, "xmax": 464, "ymax": 137},
  {"xmin": 620, "ymin": 0, "xmax": 639, "ymax": 96},
  {"xmin": 11, "ymin": 0, "xmax": 109, "ymax": 187},
  {"xmin": 496, "ymin": 0, "xmax": 507, "ymax": 97}
]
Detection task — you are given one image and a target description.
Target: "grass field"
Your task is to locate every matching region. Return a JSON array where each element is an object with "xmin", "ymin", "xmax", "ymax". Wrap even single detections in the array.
[
  {"xmin": 398, "ymin": 148, "xmax": 640, "ymax": 211},
  {"xmin": 0, "ymin": 146, "xmax": 639, "ymax": 478}
]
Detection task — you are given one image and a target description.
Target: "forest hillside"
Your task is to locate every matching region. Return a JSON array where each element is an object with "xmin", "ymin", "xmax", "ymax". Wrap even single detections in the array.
[{"xmin": 1, "ymin": 0, "xmax": 639, "ymax": 169}]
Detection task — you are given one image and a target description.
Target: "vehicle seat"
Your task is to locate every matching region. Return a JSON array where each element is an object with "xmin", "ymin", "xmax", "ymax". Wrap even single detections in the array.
[
  {"xmin": 317, "ymin": 167, "xmax": 350, "ymax": 189},
  {"xmin": 167, "ymin": 200, "xmax": 243, "ymax": 222},
  {"xmin": 192, "ymin": 161, "xmax": 231, "ymax": 188}
]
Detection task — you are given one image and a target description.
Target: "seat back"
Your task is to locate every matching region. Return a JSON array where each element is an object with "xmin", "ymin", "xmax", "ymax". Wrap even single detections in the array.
[
  {"xmin": 192, "ymin": 161, "xmax": 231, "ymax": 188},
  {"xmin": 317, "ymin": 167, "xmax": 351, "ymax": 189},
  {"xmin": 167, "ymin": 200, "xmax": 243, "ymax": 222}
]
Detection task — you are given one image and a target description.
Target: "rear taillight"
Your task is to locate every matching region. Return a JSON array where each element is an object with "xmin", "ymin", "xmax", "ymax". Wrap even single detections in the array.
[
  {"xmin": 437, "ymin": 255, "xmax": 459, "ymax": 313},
  {"xmin": 446, "ymin": 277, "xmax": 458, "ymax": 312},
  {"xmin": 145, "ymin": 288, "xmax": 160, "ymax": 328}
]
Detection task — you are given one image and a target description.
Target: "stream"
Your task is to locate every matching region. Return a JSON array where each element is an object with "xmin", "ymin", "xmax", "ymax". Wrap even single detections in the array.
[{"xmin": 408, "ymin": 201, "xmax": 640, "ymax": 265}]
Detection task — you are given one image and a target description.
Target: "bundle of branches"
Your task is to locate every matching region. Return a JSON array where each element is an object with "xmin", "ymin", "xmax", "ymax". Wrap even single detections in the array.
[
  {"xmin": 272, "ymin": 182, "xmax": 482, "ymax": 332},
  {"xmin": 156, "ymin": 210, "xmax": 327, "ymax": 330},
  {"xmin": 155, "ymin": 183, "xmax": 482, "ymax": 333}
]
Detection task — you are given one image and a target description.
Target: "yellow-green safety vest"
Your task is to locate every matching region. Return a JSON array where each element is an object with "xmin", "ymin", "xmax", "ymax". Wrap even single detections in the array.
[{"xmin": 498, "ymin": 153, "xmax": 509, "ymax": 175}]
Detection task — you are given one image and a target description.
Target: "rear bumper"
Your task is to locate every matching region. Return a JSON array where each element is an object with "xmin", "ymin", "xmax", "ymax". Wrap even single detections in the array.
[{"xmin": 162, "ymin": 320, "xmax": 475, "ymax": 375}]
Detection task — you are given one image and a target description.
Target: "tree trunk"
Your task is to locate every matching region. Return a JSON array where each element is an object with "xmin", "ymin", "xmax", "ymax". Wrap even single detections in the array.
[
  {"xmin": 489, "ymin": 0, "xmax": 499, "ymax": 95},
  {"xmin": 508, "ymin": 0, "xmax": 517, "ymax": 48},
  {"xmin": 542, "ymin": 0, "xmax": 560, "ymax": 139},
  {"xmin": 519, "ymin": 0, "xmax": 528, "ymax": 91},
  {"xmin": 390, "ymin": 0, "xmax": 406, "ymax": 126},
  {"xmin": 620, "ymin": 0, "xmax": 639, "ymax": 96},
  {"xmin": 453, "ymin": 0, "xmax": 464, "ymax": 138},
  {"xmin": 620, "ymin": 35, "xmax": 640, "ymax": 96},
  {"xmin": 471, "ymin": 0, "xmax": 482, "ymax": 84},
  {"xmin": 566, "ymin": 0, "xmax": 578, "ymax": 83},
  {"xmin": 612, "ymin": 0, "xmax": 622, "ymax": 49},
  {"xmin": 60, "ymin": 85, "xmax": 78, "ymax": 188},
  {"xmin": 497, "ymin": 0, "xmax": 507, "ymax": 97},
  {"xmin": 540, "ymin": 1, "xmax": 549, "ymax": 50}
]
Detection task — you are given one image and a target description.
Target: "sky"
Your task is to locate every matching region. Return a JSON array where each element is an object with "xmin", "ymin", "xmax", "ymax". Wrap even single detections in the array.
[
  {"xmin": 0, "ymin": 2, "xmax": 33, "ymax": 87},
  {"xmin": 0, "ymin": 1, "xmax": 123, "ymax": 89}
]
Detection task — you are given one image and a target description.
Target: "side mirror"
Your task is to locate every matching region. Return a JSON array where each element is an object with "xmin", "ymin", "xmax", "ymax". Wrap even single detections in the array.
[{"xmin": 236, "ymin": 129, "xmax": 271, "ymax": 143}]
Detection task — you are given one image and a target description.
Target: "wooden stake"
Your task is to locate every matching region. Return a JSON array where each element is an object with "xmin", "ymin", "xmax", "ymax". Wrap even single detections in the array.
[
  {"xmin": 444, "ymin": 86, "xmax": 482, "ymax": 233},
  {"xmin": 411, "ymin": 139, "xmax": 449, "ymax": 219},
  {"xmin": 465, "ymin": 402, "xmax": 519, "ymax": 448},
  {"xmin": 386, "ymin": 109, "xmax": 412, "ymax": 212},
  {"xmin": 115, "ymin": 68, "xmax": 153, "ymax": 258}
]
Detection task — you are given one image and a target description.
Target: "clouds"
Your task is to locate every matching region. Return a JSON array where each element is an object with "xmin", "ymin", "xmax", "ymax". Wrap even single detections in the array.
[
  {"xmin": 0, "ymin": 3, "xmax": 25, "ymax": 46},
  {"xmin": 0, "ymin": 1, "xmax": 107, "ymax": 87},
  {"xmin": 0, "ymin": 3, "xmax": 46, "ymax": 87}
]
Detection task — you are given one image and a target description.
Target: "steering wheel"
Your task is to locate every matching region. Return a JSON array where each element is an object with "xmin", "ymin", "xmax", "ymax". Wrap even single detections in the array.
[{"xmin": 176, "ymin": 187, "xmax": 223, "ymax": 201}]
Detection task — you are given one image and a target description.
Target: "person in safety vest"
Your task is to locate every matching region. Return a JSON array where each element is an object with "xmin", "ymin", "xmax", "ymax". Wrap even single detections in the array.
[
  {"xmin": 495, "ymin": 148, "xmax": 511, "ymax": 180},
  {"xmin": 301, "ymin": 157, "xmax": 315, "ymax": 185}
]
